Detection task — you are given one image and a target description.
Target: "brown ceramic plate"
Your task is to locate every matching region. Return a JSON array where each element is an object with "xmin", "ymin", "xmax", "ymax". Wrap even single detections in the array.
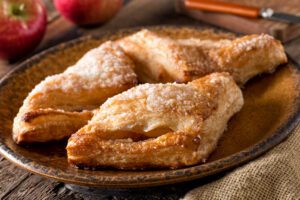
[{"xmin": 0, "ymin": 26, "xmax": 299, "ymax": 189}]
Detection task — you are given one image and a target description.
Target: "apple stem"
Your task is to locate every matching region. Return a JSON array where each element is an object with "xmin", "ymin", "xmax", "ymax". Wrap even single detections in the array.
[{"xmin": 8, "ymin": 3, "xmax": 27, "ymax": 19}]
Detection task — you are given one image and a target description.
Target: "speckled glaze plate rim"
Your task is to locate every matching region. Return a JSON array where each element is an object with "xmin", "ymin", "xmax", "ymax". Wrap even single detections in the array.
[{"xmin": 0, "ymin": 26, "xmax": 300, "ymax": 188}]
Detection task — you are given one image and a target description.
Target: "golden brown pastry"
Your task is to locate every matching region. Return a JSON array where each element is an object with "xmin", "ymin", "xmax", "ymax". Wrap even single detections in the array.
[
  {"xmin": 67, "ymin": 72, "xmax": 244, "ymax": 169},
  {"xmin": 118, "ymin": 29, "xmax": 287, "ymax": 84},
  {"xmin": 13, "ymin": 41, "xmax": 137, "ymax": 144}
]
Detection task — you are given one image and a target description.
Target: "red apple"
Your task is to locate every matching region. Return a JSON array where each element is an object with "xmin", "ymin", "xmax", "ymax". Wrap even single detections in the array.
[
  {"xmin": 0, "ymin": 0, "xmax": 47, "ymax": 61},
  {"xmin": 54, "ymin": 0, "xmax": 123, "ymax": 26}
]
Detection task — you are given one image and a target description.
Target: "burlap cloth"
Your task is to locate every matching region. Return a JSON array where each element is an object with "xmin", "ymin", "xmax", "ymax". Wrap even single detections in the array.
[{"xmin": 183, "ymin": 123, "xmax": 300, "ymax": 200}]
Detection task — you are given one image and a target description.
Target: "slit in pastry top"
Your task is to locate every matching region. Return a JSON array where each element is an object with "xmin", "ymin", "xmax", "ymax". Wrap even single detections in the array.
[{"xmin": 67, "ymin": 72, "xmax": 244, "ymax": 169}]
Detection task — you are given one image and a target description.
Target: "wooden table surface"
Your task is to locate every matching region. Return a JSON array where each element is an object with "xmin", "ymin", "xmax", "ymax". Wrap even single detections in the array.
[{"xmin": 0, "ymin": 0, "xmax": 300, "ymax": 199}]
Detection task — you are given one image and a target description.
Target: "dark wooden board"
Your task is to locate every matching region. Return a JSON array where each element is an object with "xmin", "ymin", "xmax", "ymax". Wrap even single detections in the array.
[{"xmin": 176, "ymin": 0, "xmax": 300, "ymax": 42}]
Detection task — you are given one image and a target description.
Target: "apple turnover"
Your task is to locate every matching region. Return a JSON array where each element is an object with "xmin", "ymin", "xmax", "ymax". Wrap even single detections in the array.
[
  {"xmin": 67, "ymin": 73, "xmax": 244, "ymax": 169},
  {"xmin": 13, "ymin": 41, "xmax": 137, "ymax": 144},
  {"xmin": 118, "ymin": 29, "xmax": 287, "ymax": 84}
]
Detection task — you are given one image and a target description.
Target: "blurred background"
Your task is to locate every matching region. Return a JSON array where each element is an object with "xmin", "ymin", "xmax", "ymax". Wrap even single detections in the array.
[{"xmin": 1, "ymin": 0, "xmax": 300, "ymax": 67}]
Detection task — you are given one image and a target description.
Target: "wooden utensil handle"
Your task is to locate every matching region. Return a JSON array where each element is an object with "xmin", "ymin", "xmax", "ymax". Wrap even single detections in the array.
[{"xmin": 185, "ymin": 0, "xmax": 260, "ymax": 18}]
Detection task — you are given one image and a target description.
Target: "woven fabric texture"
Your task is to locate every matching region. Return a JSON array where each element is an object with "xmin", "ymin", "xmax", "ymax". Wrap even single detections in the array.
[{"xmin": 184, "ymin": 123, "xmax": 300, "ymax": 200}]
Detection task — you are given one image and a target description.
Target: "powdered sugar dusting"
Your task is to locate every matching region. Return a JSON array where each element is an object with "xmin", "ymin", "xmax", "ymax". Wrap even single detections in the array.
[
  {"xmin": 30, "ymin": 41, "xmax": 137, "ymax": 94},
  {"xmin": 231, "ymin": 34, "xmax": 274, "ymax": 54},
  {"xmin": 102, "ymin": 81, "xmax": 216, "ymax": 117},
  {"xmin": 65, "ymin": 41, "xmax": 137, "ymax": 89}
]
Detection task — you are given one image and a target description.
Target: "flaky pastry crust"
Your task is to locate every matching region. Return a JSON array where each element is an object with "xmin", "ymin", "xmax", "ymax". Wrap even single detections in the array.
[
  {"xmin": 13, "ymin": 41, "xmax": 137, "ymax": 144},
  {"xmin": 118, "ymin": 29, "xmax": 287, "ymax": 84},
  {"xmin": 67, "ymin": 73, "xmax": 244, "ymax": 169},
  {"xmin": 13, "ymin": 28, "xmax": 287, "ymax": 170}
]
